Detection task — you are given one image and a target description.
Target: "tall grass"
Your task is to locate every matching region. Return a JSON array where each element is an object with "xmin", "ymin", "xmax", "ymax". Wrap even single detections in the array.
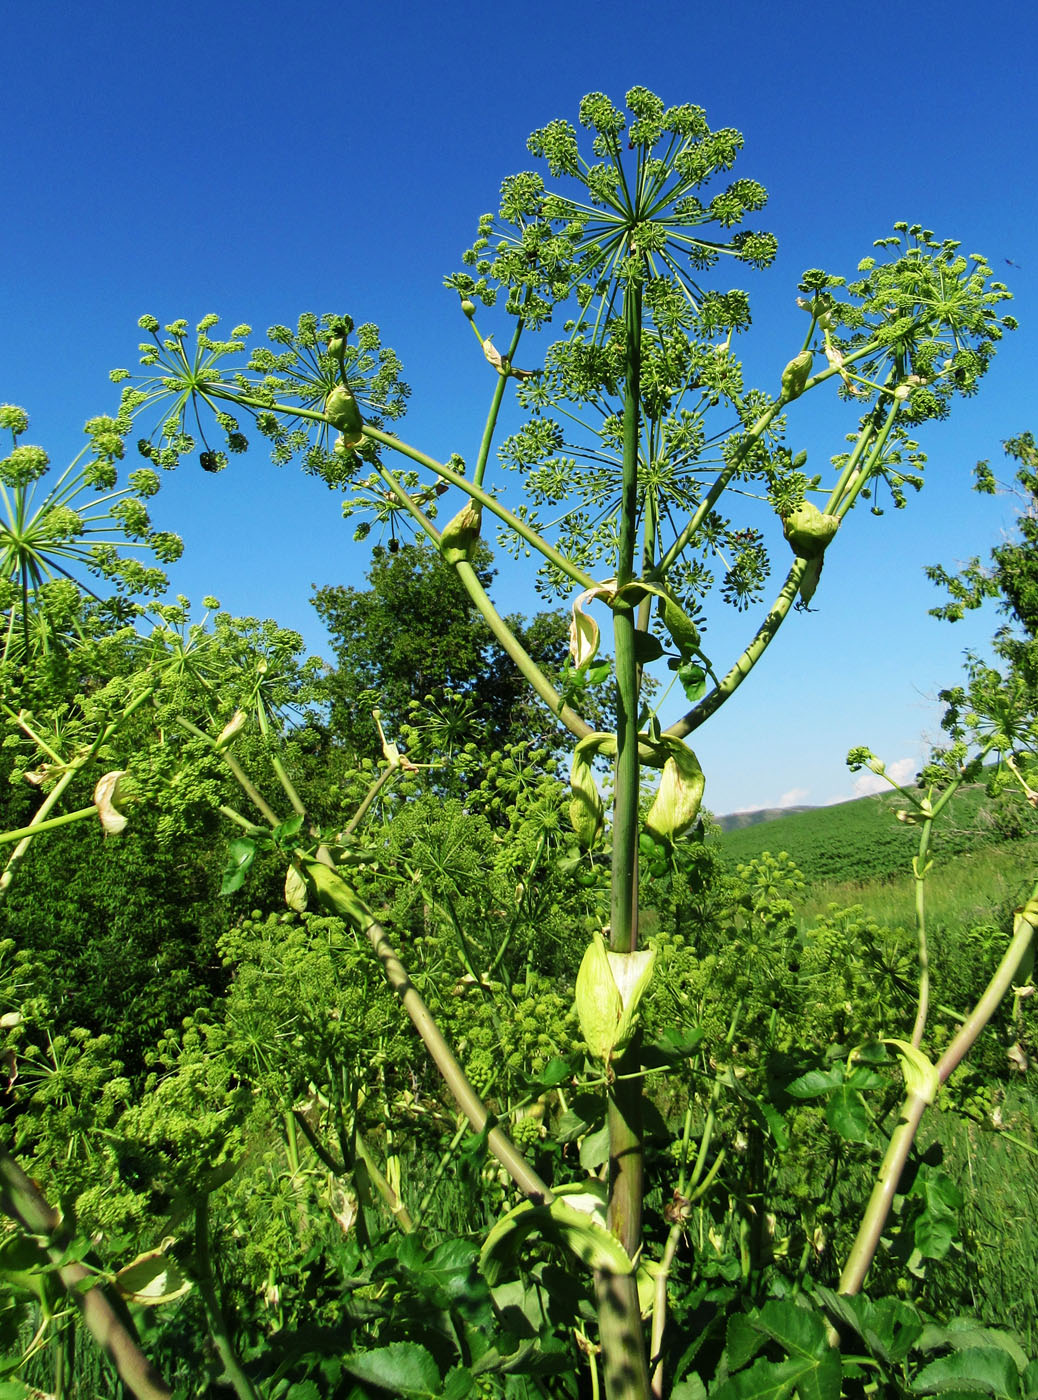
[{"xmin": 795, "ymin": 837, "xmax": 1038, "ymax": 934}]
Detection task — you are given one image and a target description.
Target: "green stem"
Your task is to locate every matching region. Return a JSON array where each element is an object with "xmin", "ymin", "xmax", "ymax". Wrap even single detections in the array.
[
  {"xmin": 0, "ymin": 1149, "xmax": 172, "ymax": 1399},
  {"xmin": 340, "ymin": 763, "xmax": 399, "ymax": 839},
  {"xmin": 665, "ymin": 404, "xmax": 889, "ymax": 742},
  {"xmin": 665, "ymin": 565, "xmax": 805, "ymax": 739},
  {"xmin": 839, "ymin": 885, "xmax": 1038, "ymax": 1295},
  {"xmin": 256, "ymin": 699, "xmax": 305, "ymax": 816},
  {"xmin": 0, "ymin": 766, "xmax": 80, "ymax": 897},
  {"xmin": 317, "ymin": 869, "xmax": 554, "ymax": 1204},
  {"xmin": 192, "ymin": 1196, "xmax": 262, "ymax": 1400},
  {"xmin": 837, "ymin": 1090, "xmax": 929, "ymax": 1296},
  {"xmin": 453, "ymin": 559, "xmax": 593, "ymax": 742},
  {"xmin": 911, "ymin": 816, "xmax": 934, "ymax": 1047},
  {"xmin": 936, "ymin": 890, "xmax": 1038, "ymax": 1085},
  {"xmin": 368, "ymin": 466, "xmax": 594, "ymax": 744},
  {"xmin": 596, "ymin": 279, "xmax": 651, "ymax": 1400},
  {"xmin": 0, "ymin": 804, "xmax": 96, "ymax": 845},
  {"xmin": 472, "ymin": 320, "xmax": 525, "ymax": 490},
  {"xmin": 362, "ymin": 425, "xmax": 598, "ymax": 592},
  {"xmin": 354, "ymin": 1131, "xmax": 414, "ymax": 1233}
]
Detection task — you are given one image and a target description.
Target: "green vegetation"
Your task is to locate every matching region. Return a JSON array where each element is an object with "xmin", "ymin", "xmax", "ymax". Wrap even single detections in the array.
[
  {"xmin": 0, "ymin": 89, "xmax": 1034, "ymax": 1400},
  {"xmin": 716, "ymin": 782, "xmax": 1038, "ymax": 890}
]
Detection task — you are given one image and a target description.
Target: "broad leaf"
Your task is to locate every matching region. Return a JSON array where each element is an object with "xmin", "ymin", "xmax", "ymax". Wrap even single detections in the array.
[
  {"xmin": 219, "ymin": 838, "xmax": 256, "ymax": 895},
  {"xmin": 913, "ymin": 1346, "xmax": 1021, "ymax": 1397},
  {"xmin": 825, "ymin": 1085, "xmax": 869, "ymax": 1142},
  {"xmin": 343, "ymin": 1341, "xmax": 441, "ymax": 1395},
  {"xmin": 677, "ymin": 660, "xmax": 707, "ymax": 703},
  {"xmin": 633, "ymin": 628, "xmax": 665, "ymax": 663}
]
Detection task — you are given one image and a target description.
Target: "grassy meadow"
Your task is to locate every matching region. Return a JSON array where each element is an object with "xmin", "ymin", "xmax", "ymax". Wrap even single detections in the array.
[{"xmin": 714, "ymin": 785, "xmax": 1038, "ymax": 934}]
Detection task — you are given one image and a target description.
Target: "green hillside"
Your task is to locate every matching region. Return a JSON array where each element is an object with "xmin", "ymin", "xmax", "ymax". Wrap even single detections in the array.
[{"xmin": 712, "ymin": 783, "xmax": 1030, "ymax": 886}]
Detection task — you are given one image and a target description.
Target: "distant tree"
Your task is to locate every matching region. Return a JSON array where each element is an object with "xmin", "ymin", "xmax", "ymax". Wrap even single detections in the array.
[
  {"xmin": 312, "ymin": 541, "xmax": 594, "ymax": 767},
  {"xmin": 927, "ymin": 431, "xmax": 1038, "ymax": 826}
]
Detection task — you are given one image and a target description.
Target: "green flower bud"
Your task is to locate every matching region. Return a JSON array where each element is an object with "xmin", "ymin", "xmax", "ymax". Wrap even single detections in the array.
[
  {"xmin": 439, "ymin": 499, "xmax": 482, "ymax": 564},
  {"xmin": 782, "ymin": 501, "xmax": 840, "ymax": 560},
  {"xmin": 780, "ymin": 350, "xmax": 813, "ymax": 402},
  {"xmin": 214, "ymin": 709, "xmax": 247, "ymax": 752},
  {"xmin": 284, "ymin": 863, "xmax": 308, "ymax": 913},
  {"xmin": 460, "ymin": 298, "xmax": 477, "ymax": 319},
  {"xmin": 575, "ymin": 932, "xmax": 656, "ymax": 1064},
  {"xmin": 645, "ymin": 738, "xmax": 705, "ymax": 845},
  {"xmin": 656, "ymin": 591, "xmax": 699, "ymax": 660},
  {"xmin": 325, "ymin": 385, "xmax": 364, "ymax": 445}
]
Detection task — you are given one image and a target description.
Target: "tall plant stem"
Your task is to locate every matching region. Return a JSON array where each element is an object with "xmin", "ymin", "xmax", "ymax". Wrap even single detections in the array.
[
  {"xmin": 665, "ymin": 398, "xmax": 896, "ymax": 741},
  {"xmin": 192, "ymin": 1195, "xmax": 262, "ymax": 1400},
  {"xmin": 610, "ymin": 279, "xmax": 643, "ymax": 953},
  {"xmin": 369, "ymin": 463, "xmax": 593, "ymax": 742},
  {"xmin": 453, "ymin": 559, "xmax": 593, "ymax": 741},
  {"xmin": 472, "ymin": 319, "xmax": 524, "ymax": 489},
  {"xmin": 839, "ymin": 887, "xmax": 1038, "ymax": 1295},
  {"xmin": 910, "ymin": 815, "xmax": 934, "ymax": 1047},
  {"xmin": 597, "ymin": 279, "xmax": 651, "ymax": 1400},
  {"xmin": 308, "ymin": 862, "xmax": 553, "ymax": 1204},
  {"xmin": 0, "ymin": 1150, "xmax": 172, "ymax": 1400},
  {"xmin": 362, "ymin": 425, "xmax": 597, "ymax": 591}
]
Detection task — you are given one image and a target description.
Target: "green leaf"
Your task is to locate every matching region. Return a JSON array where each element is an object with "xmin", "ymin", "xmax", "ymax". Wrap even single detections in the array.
[
  {"xmin": 641, "ymin": 1026, "xmax": 706, "ymax": 1066},
  {"xmin": 727, "ymin": 1312, "xmax": 767, "ymax": 1371},
  {"xmin": 754, "ymin": 1298, "xmax": 830, "ymax": 1359},
  {"xmin": 713, "ymin": 1354, "xmax": 828, "ymax": 1400},
  {"xmin": 343, "ymin": 1341, "xmax": 441, "ymax": 1395},
  {"xmin": 672, "ymin": 1378, "xmax": 708, "ymax": 1400},
  {"xmin": 219, "ymin": 838, "xmax": 256, "ymax": 895},
  {"xmin": 578, "ymin": 1122, "xmax": 610, "ymax": 1171},
  {"xmin": 677, "ymin": 660, "xmax": 707, "ymax": 702},
  {"xmin": 534, "ymin": 1056, "xmax": 573, "ymax": 1088},
  {"xmin": 786, "ymin": 1068, "xmax": 842, "ymax": 1099},
  {"xmin": 442, "ymin": 1368, "xmax": 475, "ymax": 1400},
  {"xmin": 273, "ymin": 812, "xmax": 305, "ymax": 845},
  {"xmin": 633, "ymin": 628, "xmax": 665, "ymax": 663},
  {"xmin": 825, "ymin": 1085, "xmax": 869, "ymax": 1142},
  {"xmin": 913, "ymin": 1346, "xmax": 1022, "ymax": 1397}
]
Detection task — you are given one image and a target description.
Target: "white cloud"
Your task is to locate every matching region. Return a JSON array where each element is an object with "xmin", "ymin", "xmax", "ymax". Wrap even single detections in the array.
[
  {"xmin": 847, "ymin": 755, "xmax": 918, "ymax": 800},
  {"xmin": 778, "ymin": 786, "xmax": 810, "ymax": 808}
]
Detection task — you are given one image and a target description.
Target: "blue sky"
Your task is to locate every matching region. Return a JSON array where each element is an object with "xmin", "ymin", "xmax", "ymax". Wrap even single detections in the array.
[{"xmin": 2, "ymin": 0, "xmax": 1035, "ymax": 814}]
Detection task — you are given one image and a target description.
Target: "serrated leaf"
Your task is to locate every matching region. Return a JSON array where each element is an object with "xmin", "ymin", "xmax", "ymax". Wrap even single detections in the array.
[
  {"xmin": 913, "ymin": 1346, "xmax": 1021, "ymax": 1397},
  {"xmin": 273, "ymin": 812, "xmax": 305, "ymax": 844},
  {"xmin": 728, "ymin": 1312, "xmax": 767, "ymax": 1371},
  {"xmin": 219, "ymin": 838, "xmax": 256, "ymax": 895},
  {"xmin": 343, "ymin": 1341, "xmax": 441, "ymax": 1395},
  {"xmin": 442, "ymin": 1368, "xmax": 475, "ymax": 1400},
  {"xmin": 534, "ymin": 1057, "xmax": 573, "ymax": 1088},
  {"xmin": 755, "ymin": 1298, "xmax": 830, "ymax": 1359},
  {"xmin": 672, "ymin": 1377, "xmax": 708, "ymax": 1400},
  {"xmin": 712, "ymin": 1354, "xmax": 817, "ymax": 1400},
  {"xmin": 786, "ymin": 1068, "xmax": 842, "ymax": 1099},
  {"xmin": 825, "ymin": 1084, "xmax": 869, "ymax": 1142}
]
